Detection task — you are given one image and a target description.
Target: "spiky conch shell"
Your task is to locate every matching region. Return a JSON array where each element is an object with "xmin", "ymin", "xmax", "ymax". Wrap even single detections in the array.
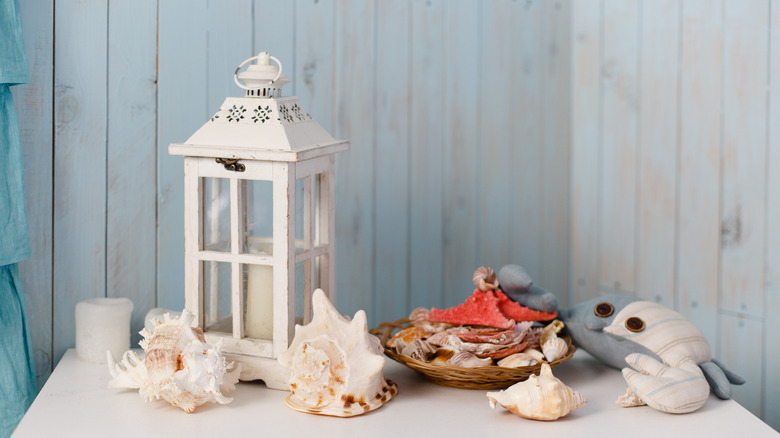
[
  {"xmin": 278, "ymin": 289, "xmax": 397, "ymax": 417},
  {"xmin": 487, "ymin": 363, "xmax": 585, "ymax": 421},
  {"xmin": 107, "ymin": 310, "xmax": 241, "ymax": 413}
]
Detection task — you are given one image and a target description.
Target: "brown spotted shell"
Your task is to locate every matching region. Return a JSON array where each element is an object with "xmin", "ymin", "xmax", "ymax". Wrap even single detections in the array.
[
  {"xmin": 280, "ymin": 289, "xmax": 398, "ymax": 417},
  {"xmin": 473, "ymin": 266, "xmax": 500, "ymax": 292}
]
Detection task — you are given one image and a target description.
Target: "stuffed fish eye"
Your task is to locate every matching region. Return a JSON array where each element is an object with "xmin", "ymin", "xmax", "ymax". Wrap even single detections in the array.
[
  {"xmin": 625, "ymin": 316, "xmax": 645, "ymax": 332},
  {"xmin": 594, "ymin": 302, "xmax": 614, "ymax": 318}
]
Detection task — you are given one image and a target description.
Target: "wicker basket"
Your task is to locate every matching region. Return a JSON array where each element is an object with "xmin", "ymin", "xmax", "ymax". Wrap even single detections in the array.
[{"xmin": 370, "ymin": 318, "xmax": 576, "ymax": 390}]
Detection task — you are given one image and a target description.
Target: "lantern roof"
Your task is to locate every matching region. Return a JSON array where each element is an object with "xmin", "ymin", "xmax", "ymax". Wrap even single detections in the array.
[{"xmin": 169, "ymin": 52, "xmax": 348, "ymax": 162}]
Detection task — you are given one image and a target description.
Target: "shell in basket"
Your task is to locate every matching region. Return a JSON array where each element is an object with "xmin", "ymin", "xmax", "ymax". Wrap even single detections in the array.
[
  {"xmin": 278, "ymin": 289, "xmax": 397, "ymax": 417},
  {"xmin": 106, "ymin": 310, "xmax": 241, "ymax": 413},
  {"xmin": 487, "ymin": 363, "xmax": 585, "ymax": 421}
]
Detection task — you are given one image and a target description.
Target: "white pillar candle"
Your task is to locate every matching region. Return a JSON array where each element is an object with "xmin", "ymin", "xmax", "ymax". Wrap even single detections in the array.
[
  {"xmin": 246, "ymin": 242, "xmax": 273, "ymax": 339},
  {"xmin": 75, "ymin": 297, "xmax": 134, "ymax": 363}
]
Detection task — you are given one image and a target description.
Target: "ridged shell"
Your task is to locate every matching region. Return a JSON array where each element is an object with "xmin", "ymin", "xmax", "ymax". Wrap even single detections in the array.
[
  {"xmin": 473, "ymin": 266, "xmax": 500, "ymax": 292},
  {"xmin": 446, "ymin": 351, "xmax": 492, "ymax": 368},
  {"xmin": 542, "ymin": 336, "xmax": 568, "ymax": 362},
  {"xmin": 107, "ymin": 310, "xmax": 240, "ymax": 413},
  {"xmin": 487, "ymin": 363, "xmax": 585, "ymax": 421},
  {"xmin": 497, "ymin": 353, "xmax": 538, "ymax": 368},
  {"xmin": 279, "ymin": 289, "xmax": 397, "ymax": 417}
]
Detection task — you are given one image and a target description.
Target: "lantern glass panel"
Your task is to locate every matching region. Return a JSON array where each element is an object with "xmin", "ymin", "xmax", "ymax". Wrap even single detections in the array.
[
  {"xmin": 203, "ymin": 177, "xmax": 231, "ymax": 253},
  {"xmin": 243, "ymin": 180, "xmax": 273, "ymax": 254},
  {"xmin": 203, "ymin": 260, "xmax": 232, "ymax": 333},
  {"xmin": 295, "ymin": 260, "xmax": 306, "ymax": 325},
  {"xmin": 295, "ymin": 178, "xmax": 306, "ymax": 254}
]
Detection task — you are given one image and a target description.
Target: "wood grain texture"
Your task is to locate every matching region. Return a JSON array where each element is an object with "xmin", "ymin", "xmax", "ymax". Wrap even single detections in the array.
[
  {"xmin": 765, "ymin": 1, "xmax": 780, "ymax": 429},
  {"xmin": 480, "ymin": 0, "xmax": 520, "ymax": 274},
  {"xmin": 333, "ymin": 0, "xmax": 376, "ymax": 323},
  {"xmin": 207, "ymin": 1, "xmax": 254, "ymax": 114},
  {"xmin": 442, "ymin": 0, "xmax": 480, "ymax": 308},
  {"xmin": 157, "ymin": 0, "xmax": 208, "ymax": 312},
  {"xmin": 599, "ymin": 0, "xmax": 639, "ymax": 296},
  {"xmin": 569, "ymin": 0, "xmax": 601, "ymax": 305},
  {"xmin": 720, "ymin": 0, "xmax": 768, "ymax": 317},
  {"xmin": 52, "ymin": 0, "xmax": 108, "ymax": 364},
  {"xmin": 540, "ymin": 0, "xmax": 571, "ymax": 305},
  {"xmin": 14, "ymin": 0, "xmax": 54, "ymax": 389},
  {"xmin": 636, "ymin": 0, "xmax": 679, "ymax": 307},
  {"xmin": 510, "ymin": 0, "xmax": 543, "ymax": 282},
  {"xmin": 106, "ymin": 0, "xmax": 157, "ymax": 347},
  {"xmin": 253, "ymin": 0, "xmax": 295, "ymax": 94},
  {"xmin": 677, "ymin": 0, "xmax": 723, "ymax": 345},
  {"xmin": 374, "ymin": 0, "xmax": 411, "ymax": 321},
  {"xmin": 295, "ymin": 0, "xmax": 335, "ymax": 132},
  {"xmin": 409, "ymin": 0, "xmax": 445, "ymax": 311},
  {"xmin": 719, "ymin": 313, "xmax": 763, "ymax": 417}
]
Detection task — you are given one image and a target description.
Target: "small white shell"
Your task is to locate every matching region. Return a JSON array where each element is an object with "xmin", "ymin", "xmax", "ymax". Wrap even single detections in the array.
[
  {"xmin": 107, "ymin": 310, "xmax": 240, "ymax": 413},
  {"xmin": 487, "ymin": 363, "xmax": 585, "ymax": 421},
  {"xmin": 617, "ymin": 386, "xmax": 646, "ymax": 407},
  {"xmin": 279, "ymin": 289, "xmax": 397, "ymax": 417},
  {"xmin": 542, "ymin": 336, "xmax": 568, "ymax": 362},
  {"xmin": 473, "ymin": 266, "xmax": 500, "ymax": 292},
  {"xmin": 497, "ymin": 353, "xmax": 538, "ymax": 368},
  {"xmin": 446, "ymin": 351, "xmax": 492, "ymax": 368},
  {"xmin": 522, "ymin": 347, "xmax": 546, "ymax": 363}
]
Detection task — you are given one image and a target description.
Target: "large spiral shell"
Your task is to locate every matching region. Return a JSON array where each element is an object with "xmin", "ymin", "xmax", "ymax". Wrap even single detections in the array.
[
  {"xmin": 107, "ymin": 310, "xmax": 240, "ymax": 413},
  {"xmin": 279, "ymin": 289, "xmax": 397, "ymax": 417},
  {"xmin": 487, "ymin": 363, "xmax": 585, "ymax": 421}
]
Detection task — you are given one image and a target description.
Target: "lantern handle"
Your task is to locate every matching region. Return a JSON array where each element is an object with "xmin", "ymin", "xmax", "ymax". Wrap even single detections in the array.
[{"xmin": 233, "ymin": 54, "xmax": 283, "ymax": 90}]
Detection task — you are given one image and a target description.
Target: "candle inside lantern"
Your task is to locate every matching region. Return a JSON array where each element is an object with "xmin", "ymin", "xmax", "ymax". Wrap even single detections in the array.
[
  {"xmin": 246, "ymin": 242, "xmax": 273, "ymax": 339},
  {"xmin": 75, "ymin": 297, "xmax": 134, "ymax": 363}
]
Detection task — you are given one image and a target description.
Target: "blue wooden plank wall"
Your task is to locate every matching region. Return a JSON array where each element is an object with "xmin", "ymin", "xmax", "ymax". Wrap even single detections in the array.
[
  {"xmin": 10, "ymin": 0, "xmax": 779, "ymax": 431},
  {"xmin": 570, "ymin": 0, "xmax": 779, "ymax": 430}
]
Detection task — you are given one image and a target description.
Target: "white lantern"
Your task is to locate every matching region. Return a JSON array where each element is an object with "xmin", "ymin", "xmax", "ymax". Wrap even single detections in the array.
[{"xmin": 168, "ymin": 52, "xmax": 348, "ymax": 389}]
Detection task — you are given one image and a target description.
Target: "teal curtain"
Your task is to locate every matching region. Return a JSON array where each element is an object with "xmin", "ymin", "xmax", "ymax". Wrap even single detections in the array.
[{"xmin": 0, "ymin": 0, "xmax": 36, "ymax": 436}]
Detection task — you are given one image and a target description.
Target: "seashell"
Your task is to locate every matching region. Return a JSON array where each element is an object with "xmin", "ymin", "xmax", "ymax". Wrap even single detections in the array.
[
  {"xmin": 389, "ymin": 326, "xmax": 428, "ymax": 348},
  {"xmin": 409, "ymin": 307, "xmax": 432, "ymax": 322},
  {"xmin": 278, "ymin": 289, "xmax": 397, "ymax": 417},
  {"xmin": 487, "ymin": 363, "xmax": 585, "ymax": 421},
  {"xmin": 430, "ymin": 347, "xmax": 457, "ymax": 365},
  {"xmin": 617, "ymin": 386, "xmax": 646, "ymax": 407},
  {"xmin": 497, "ymin": 353, "xmax": 538, "ymax": 368},
  {"xmin": 107, "ymin": 310, "xmax": 240, "ymax": 413},
  {"xmin": 522, "ymin": 347, "xmax": 546, "ymax": 364},
  {"xmin": 473, "ymin": 266, "xmax": 500, "ymax": 292},
  {"xmin": 542, "ymin": 336, "xmax": 568, "ymax": 362},
  {"xmin": 401, "ymin": 339, "xmax": 435, "ymax": 362},
  {"xmin": 446, "ymin": 351, "xmax": 493, "ymax": 368},
  {"xmin": 540, "ymin": 319, "xmax": 564, "ymax": 345}
]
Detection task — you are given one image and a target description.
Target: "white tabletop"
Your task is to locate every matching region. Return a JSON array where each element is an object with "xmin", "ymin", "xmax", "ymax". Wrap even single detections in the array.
[{"xmin": 13, "ymin": 349, "xmax": 778, "ymax": 437}]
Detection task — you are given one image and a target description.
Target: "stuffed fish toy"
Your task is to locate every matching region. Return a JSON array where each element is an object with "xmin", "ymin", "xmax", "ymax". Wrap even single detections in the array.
[{"xmin": 498, "ymin": 265, "xmax": 744, "ymax": 414}]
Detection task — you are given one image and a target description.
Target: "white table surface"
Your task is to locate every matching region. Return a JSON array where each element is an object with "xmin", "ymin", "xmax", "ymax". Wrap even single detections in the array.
[{"xmin": 13, "ymin": 348, "xmax": 779, "ymax": 437}]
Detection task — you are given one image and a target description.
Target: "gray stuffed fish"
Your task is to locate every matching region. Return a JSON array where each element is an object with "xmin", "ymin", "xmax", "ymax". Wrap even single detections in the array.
[{"xmin": 558, "ymin": 296, "xmax": 744, "ymax": 414}]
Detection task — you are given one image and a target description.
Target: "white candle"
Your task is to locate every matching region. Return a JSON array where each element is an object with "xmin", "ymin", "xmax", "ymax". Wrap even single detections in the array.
[
  {"xmin": 246, "ymin": 242, "xmax": 273, "ymax": 339},
  {"xmin": 75, "ymin": 297, "xmax": 134, "ymax": 363}
]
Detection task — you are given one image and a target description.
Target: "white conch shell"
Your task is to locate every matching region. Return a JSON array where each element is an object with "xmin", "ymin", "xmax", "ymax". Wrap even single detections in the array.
[
  {"xmin": 107, "ymin": 310, "xmax": 240, "ymax": 413},
  {"xmin": 278, "ymin": 289, "xmax": 397, "ymax": 417},
  {"xmin": 487, "ymin": 363, "xmax": 585, "ymax": 421}
]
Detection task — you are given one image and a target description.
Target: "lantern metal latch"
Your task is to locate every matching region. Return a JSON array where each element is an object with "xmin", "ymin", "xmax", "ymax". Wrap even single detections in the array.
[{"xmin": 216, "ymin": 158, "xmax": 245, "ymax": 172}]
